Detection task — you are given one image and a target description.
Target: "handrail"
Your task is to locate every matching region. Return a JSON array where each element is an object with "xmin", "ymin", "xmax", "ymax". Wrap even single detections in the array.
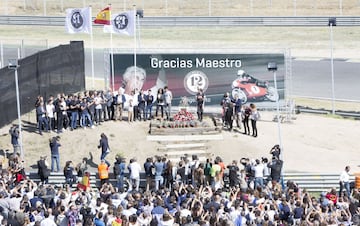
[{"xmin": 1, "ymin": 15, "xmax": 360, "ymax": 27}]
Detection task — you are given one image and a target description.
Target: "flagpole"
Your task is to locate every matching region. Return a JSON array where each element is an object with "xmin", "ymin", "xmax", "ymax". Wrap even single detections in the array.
[
  {"xmin": 110, "ymin": 4, "xmax": 115, "ymax": 92},
  {"xmin": 133, "ymin": 5, "xmax": 137, "ymax": 90},
  {"xmin": 89, "ymin": 6, "xmax": 95, "ymax": 89}
]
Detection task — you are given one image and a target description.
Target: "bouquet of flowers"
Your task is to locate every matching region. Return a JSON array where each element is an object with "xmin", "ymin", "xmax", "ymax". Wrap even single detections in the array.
[{"xmin": 173, "ymin": 109, "xmax": 195, "ymax": 122}]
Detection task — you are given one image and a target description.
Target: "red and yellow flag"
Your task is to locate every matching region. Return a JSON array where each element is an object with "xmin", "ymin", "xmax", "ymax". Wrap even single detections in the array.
[{"xmin": 94, "ymin": 6, "xmax": 110, "ymax": 25}]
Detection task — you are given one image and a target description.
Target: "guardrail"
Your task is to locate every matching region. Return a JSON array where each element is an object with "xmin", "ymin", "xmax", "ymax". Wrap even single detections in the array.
[{"xmin": 1, "ymin": 16, "xmax": 360, "ymax": 27}]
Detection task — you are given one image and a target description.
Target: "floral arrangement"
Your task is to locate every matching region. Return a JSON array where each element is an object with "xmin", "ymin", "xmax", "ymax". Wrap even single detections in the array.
[{"xmin": 173, "ymin": 108, "xmax": 195, "ymax": 122}]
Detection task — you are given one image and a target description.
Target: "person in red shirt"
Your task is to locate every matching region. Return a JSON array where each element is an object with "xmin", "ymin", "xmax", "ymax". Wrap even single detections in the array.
[{"xmin": 325, "ymin": 188, "xmax": 338, "ymax": 205}]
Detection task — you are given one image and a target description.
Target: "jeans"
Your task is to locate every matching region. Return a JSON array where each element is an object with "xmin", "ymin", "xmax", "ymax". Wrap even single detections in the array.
[
  {"xmin": 38, "ymin": 116, "xmax": 49, "ymax": 134},
  {"xmin": 117, "ymin": 174, "xmax": 124, "ymax": 191},
  {"xmin": 155, "ymin": 175, "xmax": 164, "ymax": 190},
  {"xmin": 71, "ymin": 111, "xmax": 78, "ymax": 129},
  {"xmin": 95, "ymin": 108, "xmax": 102, "ymax": 124},
  {"xmin": 81, "ymin": 112, "xmax": 93, "ymax": 127},
  {"xmin": 51, "ymin": 155, "xmax": 60, "ymax": 172},
  {"xmin": 339, "ymin": 181, "xmax": 351, "ymax": 197},
  {"xmin": 165, "ymin": 103, "xmax": 172, "ymax": 119},
  {"xmin": 130, "ymin": 177, "xmax": 140, "ymax": 191},
  {"xmin": 145, "ymin": 104, "xmax": 153, "ymax": 120},
  {"xmin": 254, "ymin": 177, "xmax": 264, "ymax": 189},
  {"xmin": 100, "ymin": 151, "xmax": 110, "ymax": 166}
]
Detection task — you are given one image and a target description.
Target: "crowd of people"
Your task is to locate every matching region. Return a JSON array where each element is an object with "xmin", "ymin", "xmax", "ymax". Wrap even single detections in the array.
[
  {"xmin": 0, "ymin": 139, "xmax": 359, "ymax": 226},
  {"xmin": 33, "ymin": 85, "xmax": 173, "ymax": 136},
  {"xmin": 2, "ymin": 87, "xmax": 358, "ymax": 225},
  {"xmin": 219, "ymin": 92, "xmax": 260, "ymax": 137}
]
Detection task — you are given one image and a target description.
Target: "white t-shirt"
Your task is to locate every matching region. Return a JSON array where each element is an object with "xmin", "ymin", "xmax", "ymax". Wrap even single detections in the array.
[
  {"xmin": 46, "ymin": 103, "xmax": 55, "ymax": 118},
  {"xmin": 128, "ymin": 162, "xmax": 141, "ymax": 179}
]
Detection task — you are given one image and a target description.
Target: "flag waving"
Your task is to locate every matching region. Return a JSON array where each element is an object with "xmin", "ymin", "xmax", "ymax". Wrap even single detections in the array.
[
  {"xmin": 65, "ymin": 7, "xmax": 92, "ymax": 34},
  {"xmin": 104, "ymin": 11, "xmax": 135, "ymax": 36},
  {"xmin": 94, "ymin": 6, "xmax": 111, "ymax": 25}
]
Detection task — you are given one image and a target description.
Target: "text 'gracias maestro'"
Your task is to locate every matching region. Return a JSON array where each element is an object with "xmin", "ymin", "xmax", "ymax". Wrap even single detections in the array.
[{"xmin": 150, "ymin": 57, "xmax": 242, "ymax": 69}]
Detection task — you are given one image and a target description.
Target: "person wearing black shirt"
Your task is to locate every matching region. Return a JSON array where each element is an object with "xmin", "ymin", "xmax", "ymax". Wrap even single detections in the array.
[
  {"xmin": 196, "ymin": 88, "xmax": 205, "ymax": 122},
  {"xmin": 145, "ymin": 89, "xmax": 154, "ymax": 120}
]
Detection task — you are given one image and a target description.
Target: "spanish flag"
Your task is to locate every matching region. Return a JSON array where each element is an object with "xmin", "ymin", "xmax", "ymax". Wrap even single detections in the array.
[{"xmin": 94, "ymin": 6, "xmax": 110, "ymax": 25}]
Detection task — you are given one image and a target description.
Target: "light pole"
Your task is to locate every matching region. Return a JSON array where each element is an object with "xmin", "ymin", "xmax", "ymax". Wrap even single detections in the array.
[
  {"xmin": 268, "ymin": 62, "xmax": 283, "ymax": 158},
  {"xmin": 268, "ymin": 62, "xmax": 285, "ymax": 187},
  {"xmin": 328, "ymin": 17, "xmax": 336, "ymax": 115},
  {"xmin": 8, "ymin": 59, "xmax": 24, "ymax": 159}
]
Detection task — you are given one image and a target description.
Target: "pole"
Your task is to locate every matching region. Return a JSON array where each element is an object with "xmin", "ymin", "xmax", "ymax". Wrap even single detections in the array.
[
  {"xmin": 273, "ymin": 71, "xmax": 283, "ymax": 155},
  {"xmin": 0, "ymin": 41, "xmax": 3, "ymax": 68},
  {"xmin": 109, "ymin": 4, "xmax": 115, "ymax": 92},
  {"xmin": 330, "ymin": 23, "xmax": 335, "ymax": 115},
  {"xmin": 111, "ymin": 33, "xmax": 115, "ymax": 91},
  {"xmin": 90, "ymin": 6, "xmax": 95, "ymax": 90},
  {"xmin": 273, "ymin": 70, "xmax": 285, "ymax": 188},
  {"xmin": 133, "ymin": 6, "xmax": 137, "ymax": 89},
  {"xmin": 137, "ymin": 11, "xmax": 141, "ymax": 48},
  {"xmin": 14, "ymin": 68, "xmax": 24, "ymax": 159}
]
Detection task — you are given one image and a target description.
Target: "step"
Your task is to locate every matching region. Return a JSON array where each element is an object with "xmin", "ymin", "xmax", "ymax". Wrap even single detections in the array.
[
  {"xmin": 147, "ymin": 134, "xmax": 223, "ymax": 142},
  {"xmin": 164, "ymin": 149, "xmax": 207, "ymax": 157},
  {"xmin": 165, "ymin": 143, "xmax": 206, "ymax": 149}
]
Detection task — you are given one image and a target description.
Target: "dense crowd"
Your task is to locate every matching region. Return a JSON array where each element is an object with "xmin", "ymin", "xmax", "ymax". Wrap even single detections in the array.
[
  {"xmin": 2, "ymin": 88, "xmax": 358, "ymax": 225},
  {"xmin": 0, "ymin": 143, "xmax": 358, "ymax": 226}
]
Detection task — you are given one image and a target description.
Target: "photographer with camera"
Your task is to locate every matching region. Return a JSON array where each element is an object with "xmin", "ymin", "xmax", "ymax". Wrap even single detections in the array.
[
  {"xmin": 37, "ymin": 156, "xmax": 50, "ymax": 184},
  {"xmin": 9, "ymin": 125, "xmax": 19, "ymax": 155},
  {"xmin": 49, "ymin": 136, "xmax": 61, "ymax": 173}
]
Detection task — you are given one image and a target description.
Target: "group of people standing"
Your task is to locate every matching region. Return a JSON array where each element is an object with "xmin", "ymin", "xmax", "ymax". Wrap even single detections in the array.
[
  {"xmin": 33, "ymin": 85, "xmax": 174, "ymax": 136},
  {"xmin": 220, "ymin": 92, "xmax": 261, "ymax": 137}
]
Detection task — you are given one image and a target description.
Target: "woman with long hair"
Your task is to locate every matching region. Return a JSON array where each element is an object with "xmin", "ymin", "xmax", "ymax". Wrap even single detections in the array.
[
  {"xmin": 98, "ymin": 133, "xmax": 110, "ymax": 166},
  {"xmin": 250, "ymin": 103, "xmax": 261, "ymax": 137},
  {"xmin": 155, "ymin": 88, "xmax": 165, "ymax": 119}
]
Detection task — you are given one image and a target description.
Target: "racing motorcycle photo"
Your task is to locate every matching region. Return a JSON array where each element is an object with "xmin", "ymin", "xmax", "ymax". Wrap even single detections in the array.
[{"xmin": 231, "ymin": 70, "xmax": 279, "ymax": 104}]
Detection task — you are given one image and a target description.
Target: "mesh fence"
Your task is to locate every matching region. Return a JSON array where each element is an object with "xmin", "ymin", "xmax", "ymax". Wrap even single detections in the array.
[{"xmin": 0, "ymin": 41, "xmax": 85, "ymax": 128}]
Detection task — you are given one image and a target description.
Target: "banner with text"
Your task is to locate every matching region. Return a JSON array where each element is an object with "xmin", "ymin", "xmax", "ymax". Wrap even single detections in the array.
[{"xmin": 111, "ymin": 53, "xmax": 285, "ymax": 108}]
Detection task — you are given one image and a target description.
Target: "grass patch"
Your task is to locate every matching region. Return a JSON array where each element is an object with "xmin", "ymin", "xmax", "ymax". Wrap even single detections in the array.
[{"xmin": 294, "ymin": 97, "xmax": 360, "ymax": 112}]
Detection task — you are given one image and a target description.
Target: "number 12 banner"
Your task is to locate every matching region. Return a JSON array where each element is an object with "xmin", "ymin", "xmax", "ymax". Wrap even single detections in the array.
[{"xmin": 110, "ymin": 53, "xmax": 285, "ymax": 107}]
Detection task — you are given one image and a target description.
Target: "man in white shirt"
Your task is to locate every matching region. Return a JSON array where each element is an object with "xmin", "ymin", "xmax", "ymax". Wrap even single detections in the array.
[
  {"xmin": 339, "ymin": 165, "xmax": 351, "ymax": 197},
  {"xmin": 252, "ymin": 159, "xmax": 264, "ymax": 189},
  {"xmin": 164, "ymin": 86, "xmax": 173, "ymax": 120},
  {"xmin": 128, "ymin": 158, "xmax": 142, "ymax": 191},
  {"xmin": 40, "ymin": 211, "xmax": 57, "ymax": 226}
]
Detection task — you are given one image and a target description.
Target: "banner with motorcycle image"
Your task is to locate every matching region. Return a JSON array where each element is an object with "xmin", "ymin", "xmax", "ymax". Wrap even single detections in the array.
[{"xmin": 110, "ymin": 53, "xmax": 285, "ymax": 109}]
